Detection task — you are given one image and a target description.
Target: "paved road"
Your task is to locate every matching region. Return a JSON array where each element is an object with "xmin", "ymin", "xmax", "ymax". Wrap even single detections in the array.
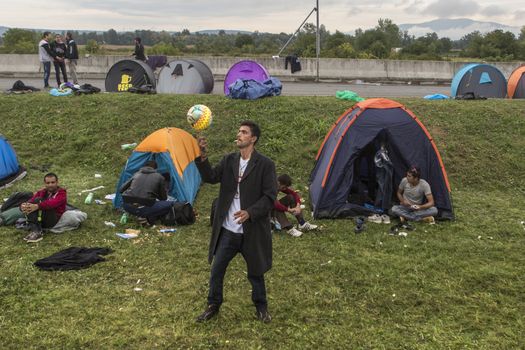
[{"xmin": 1, "ymin": 78, "xmax": 450, "ymax": 97}]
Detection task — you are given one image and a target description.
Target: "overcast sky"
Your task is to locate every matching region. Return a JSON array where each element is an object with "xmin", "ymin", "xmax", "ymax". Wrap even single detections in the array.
[{"xmin": 1, "ymin": 0, "xmax": 523, "ymax": 33}]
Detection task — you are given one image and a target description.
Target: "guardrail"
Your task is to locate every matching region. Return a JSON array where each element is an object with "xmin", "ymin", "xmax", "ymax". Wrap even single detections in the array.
[{"xmin": 0, "ymin": 54, "xmax": 522, "ymax": 83}]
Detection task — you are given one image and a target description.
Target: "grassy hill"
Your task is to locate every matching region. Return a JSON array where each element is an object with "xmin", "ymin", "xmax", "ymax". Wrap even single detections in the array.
[{"xmin": 0, "ymin": 94, "xmax": 524, "ymax": 349}]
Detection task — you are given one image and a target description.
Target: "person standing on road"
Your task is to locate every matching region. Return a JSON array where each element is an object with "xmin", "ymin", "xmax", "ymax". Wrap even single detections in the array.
[
  {"xmin": 65, "ymin": 32, "xmax": 79, "ymax": 84},
  {"xmin": 195, "ymin": 121, "xmax": 277, "ymax": 323},
  {"xmin": 38, "ymin": 32, "xmax": 59, "ymax": 88},
  {"xmin": 51, "ymin": 34, "xmax": 68, "ymax": 87}
]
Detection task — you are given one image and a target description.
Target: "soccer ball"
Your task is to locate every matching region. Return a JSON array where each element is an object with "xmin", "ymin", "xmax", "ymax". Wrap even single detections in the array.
[{"xmin": 187, "ymin": 104, "xmax": 213, "ymax": 131}]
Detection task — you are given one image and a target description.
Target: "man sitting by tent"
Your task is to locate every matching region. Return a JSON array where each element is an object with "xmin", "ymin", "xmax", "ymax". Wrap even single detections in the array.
[
  {"xmin": 120, "ymin": 160, "xmax": 174, "ymax": 226},
  {"xmin": 391, "ymin": 166, "xmax": 438, "ymax": 225},
  {"xmin": 20, "ymin": 172, "xmax": 67, "ymax": 243}
]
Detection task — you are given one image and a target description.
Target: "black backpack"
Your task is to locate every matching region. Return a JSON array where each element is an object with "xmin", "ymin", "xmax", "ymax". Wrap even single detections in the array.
[
  {"xmin": 1, "ymin": 191, "xmax": 33, "ymax": 211},
  {"xmin": 162, "ymin": 202, "xmax": 195, "ymax": 226}
]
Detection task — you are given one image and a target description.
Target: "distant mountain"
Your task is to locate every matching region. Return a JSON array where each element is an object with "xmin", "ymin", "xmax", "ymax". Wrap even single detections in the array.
[
  {"xmin": 0, "ymin": 26, "xmax": 8, "ymax": 36},
  {"xmin": 195, "ymin": 29, "xmax": 252, "ymax": 35},
  {"xmin": 399, "ymin": 18, "xmax": 521, "ymax": 40}
]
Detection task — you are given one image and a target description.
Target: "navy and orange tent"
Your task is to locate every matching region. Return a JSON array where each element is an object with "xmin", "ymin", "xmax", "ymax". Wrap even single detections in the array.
[
  {"xmin": 309, "ymin": 98, "xmax": 453, "ymax": 220},
  {"xmin": 507, "ymin": 65, "xmax": 525, "ymax": 99},
  {"xmin": 113, "ymin": 128, "xmax": 201, "ymax": 208}
]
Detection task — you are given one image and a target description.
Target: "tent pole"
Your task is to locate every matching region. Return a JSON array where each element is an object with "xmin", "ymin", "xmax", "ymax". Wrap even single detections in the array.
[
  {"xmin": 276, "ymin": 7, "xmax": 317, "ymax": 57},
  {"xmin": 316, "ymin": 0, "xmax": 320, "ymax": 83}
]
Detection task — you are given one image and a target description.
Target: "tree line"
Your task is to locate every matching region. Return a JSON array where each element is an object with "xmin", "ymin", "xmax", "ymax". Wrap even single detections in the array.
[{"xmin": 2, "ymin": 19, "xmax": 525, "ymax": 61}]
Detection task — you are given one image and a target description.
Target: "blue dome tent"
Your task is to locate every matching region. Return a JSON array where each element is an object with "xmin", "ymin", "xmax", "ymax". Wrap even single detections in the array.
[
  {"xmin": 0, "ymin": 134, "xmax": 26, "ymax": 190},
  {"xmin": 451, "ymin": 63, "xmax": 506, "ymax": 98},
  {"xmin": 113, "ymin": 128, "xmax": 201, "ymax": 209}
]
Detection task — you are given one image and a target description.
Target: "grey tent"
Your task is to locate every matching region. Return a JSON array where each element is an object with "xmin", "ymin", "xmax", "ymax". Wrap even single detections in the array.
[{"xmin": 157, "ymin": 59, "xmax": 214, "ymax": 94}]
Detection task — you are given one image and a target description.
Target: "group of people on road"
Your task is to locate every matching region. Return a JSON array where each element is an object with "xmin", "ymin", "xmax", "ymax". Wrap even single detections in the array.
[
  {"xmin": 38, "ymin": 33, "xmax": 147, "ymax": 88},
  {"xmin": 38, "ymin": 31, "xmax": 79, "ymax": 88}
]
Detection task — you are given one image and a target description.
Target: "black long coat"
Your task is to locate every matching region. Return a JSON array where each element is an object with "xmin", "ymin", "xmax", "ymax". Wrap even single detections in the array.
[{"xmin": 196, "ymin": 150, "xmax": 277, "ymax": 276}]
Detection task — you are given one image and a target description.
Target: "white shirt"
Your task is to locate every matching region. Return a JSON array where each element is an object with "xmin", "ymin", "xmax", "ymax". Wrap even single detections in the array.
[{"xmin": 222, "ymin": 157, "xmax": 250, "ymax": 233}]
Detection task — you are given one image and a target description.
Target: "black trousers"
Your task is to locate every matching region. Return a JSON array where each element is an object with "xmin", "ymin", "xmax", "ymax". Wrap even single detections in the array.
[
  {"xmin": 208, "ymin": 228, "xmax": 267, "ymax": 308},
  {"xmin": 26, "ymin": 197, "xmax": 59, "ymax": 232},
  {"xmin": 53, "ymin": 61, "xmax": 68, "ymax": 86},
  {"xmin": 27, "ymin": 209, "xmax": 58, "ymax": 233}
]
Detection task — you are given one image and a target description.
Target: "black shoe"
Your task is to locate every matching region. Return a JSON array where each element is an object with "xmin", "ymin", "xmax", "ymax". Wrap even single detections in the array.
[
  {"xmin": 354, "ymin": 216, "xmax": 366, "ymax": 234},
  {"xmin": 389, "ymin": 225, "xmax": 399, "ymax": 235},
  {"xmin": 196, "ymin": 304, "xmax": 219, "ymax": 322},
  {"xmin": 256, "ymin": 306, "xmax": 272, "ymax": 323},
  {"xmin": 401, "ymin": 222, "xmax": 415, "ymax": 231}
]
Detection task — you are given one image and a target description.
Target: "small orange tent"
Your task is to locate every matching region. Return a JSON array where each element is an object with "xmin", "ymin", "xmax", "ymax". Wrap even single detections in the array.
[
  {"xmin": 114, "ymin": 128, "xmax": 201, "ymax": 208},
  {"xmin": 507, "ymin": 65, "xmax": 525, "ymax": 99}
]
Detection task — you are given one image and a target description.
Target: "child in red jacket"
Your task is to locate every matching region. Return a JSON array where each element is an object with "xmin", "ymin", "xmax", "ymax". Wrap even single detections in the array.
[{"xmin": 273, "ymin": 174, "xmax": 317, "ymax": 237}]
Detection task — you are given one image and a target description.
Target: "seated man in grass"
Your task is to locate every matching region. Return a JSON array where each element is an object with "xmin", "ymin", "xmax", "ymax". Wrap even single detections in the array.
[
  {"xmin": 120, "ymin": 160, "xmax": 174, "ymax": 226},
  {"xmin": 391, "ymin": 166, "xmax": 438, "ymax": 224},
  {"xmin": 20, "ymin": 172, "xmax": 67, "ymax": 243},
  {"xmin": 272, "ymin": 174, "xmax": 317, "ymax": 237}
]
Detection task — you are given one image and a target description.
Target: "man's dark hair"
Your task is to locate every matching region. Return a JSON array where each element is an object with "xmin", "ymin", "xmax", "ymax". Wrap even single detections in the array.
[
  {"xmin": 240, "ymin": 120, "xmax": 261, "ymax": 144},
  {"xmin": 145, "ymin": 160, "xmax": 158, "ymax": 169},
  {"xmin": 277, "ymin": 174, "xmax": 292, "ymax": 187},
  {"xmin": 135, "ymin": 37, "xmax": 142, "ymax": 43},
  {"xmin": 44, "ymin": 172, "xmax": 58, "ymax": 181},
  {"xmin": 66, "ymin": 32, "xmax": 73, "ymax": 39},
  {"xmin": 407, "ymin": 165, "xmax": 421, "ymax": 179},
  {"xmin": 42, "ymin": 31, "xmax": 51, "ymax": 38}
]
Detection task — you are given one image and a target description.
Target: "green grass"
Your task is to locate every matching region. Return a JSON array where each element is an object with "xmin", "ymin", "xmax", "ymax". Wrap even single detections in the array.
[{"xmin": 0, "ymin": 94, "xmax": 524, "ymax": 349}]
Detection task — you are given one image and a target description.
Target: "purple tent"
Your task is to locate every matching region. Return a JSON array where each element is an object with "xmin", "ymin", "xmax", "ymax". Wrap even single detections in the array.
[{"xmin": 223, "ymin": 60, "xmax": 270, "ymax": 95}]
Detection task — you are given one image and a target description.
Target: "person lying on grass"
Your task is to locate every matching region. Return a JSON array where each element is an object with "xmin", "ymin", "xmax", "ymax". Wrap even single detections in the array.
[
  {"xmin": 391, "ymin": 165, "xmax": 438, "ymax": 224},
  {"xmin": 272, "ymin": 173, "xmax": 317, "ymax": 237}
]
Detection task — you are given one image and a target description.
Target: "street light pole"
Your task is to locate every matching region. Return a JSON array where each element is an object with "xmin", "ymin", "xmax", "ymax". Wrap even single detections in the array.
[{"xmin": 316, "ymin": 0, "xmax": 320, "ymax": 82}]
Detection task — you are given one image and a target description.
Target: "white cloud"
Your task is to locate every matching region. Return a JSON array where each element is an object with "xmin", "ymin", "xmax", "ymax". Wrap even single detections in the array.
[
  {"xmin": 422, "ymin": 0, "xmax": 480, "ymax": 17},
  {"xmin": 0, "ymin": 0, "xmax": 523, "ymax": 33},
  {"xmin": 479, "ymin": 5, "xmax": 507, "ymax": 17}
]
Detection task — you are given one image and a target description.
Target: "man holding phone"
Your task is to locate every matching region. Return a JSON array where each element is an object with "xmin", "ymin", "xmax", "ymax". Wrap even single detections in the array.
[{"xmin": 391, "ymin": 166, "xmax": 438, "ymax": 224}]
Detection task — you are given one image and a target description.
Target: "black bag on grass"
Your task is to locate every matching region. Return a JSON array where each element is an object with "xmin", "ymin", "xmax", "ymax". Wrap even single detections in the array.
[
  {"xmin": 162, "ymin": 202, "xmax": 195, "ymax": 226},
  {"xmin": 1, "ymin": 191, "xmax": 33, "ymax": 211}
]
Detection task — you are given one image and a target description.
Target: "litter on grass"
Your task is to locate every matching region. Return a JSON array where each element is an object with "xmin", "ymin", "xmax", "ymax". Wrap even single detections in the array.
[
  {"xmin": 116, "ymin": 233, "xmax": 138, "ymax": 239},
  {"xmin": 159, "ymin": 228, "xmax": 177, "ymax": 233},
  {"xmin": 79, "ymin": 185, "xmax": 105, "ymax": 195}
]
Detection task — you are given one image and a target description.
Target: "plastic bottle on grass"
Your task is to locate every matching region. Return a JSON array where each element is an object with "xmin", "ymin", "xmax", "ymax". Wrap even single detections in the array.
[
  {"xmin": 120, "ymin": 213, "xmax": 128, "ymax": 224},
  {"xmin": 121, "ymin": 143, "xmax": 137, "ymax": 150},
  {"xmin": 84, "ymin": 192, "xmax": 94, "ymax": 204}
]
